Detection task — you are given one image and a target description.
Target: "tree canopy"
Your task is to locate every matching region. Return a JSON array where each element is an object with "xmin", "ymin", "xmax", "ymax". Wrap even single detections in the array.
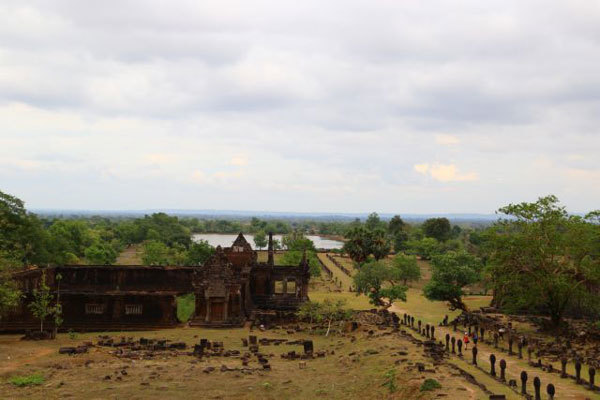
[{"xmin": 484, "ymin": 195, "xmax": 600, "ymax": 327}]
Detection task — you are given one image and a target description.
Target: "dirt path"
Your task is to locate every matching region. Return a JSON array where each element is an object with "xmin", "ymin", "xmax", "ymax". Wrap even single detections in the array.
[
  {"xmin": 0, "ymin": 347, "xmax": 53, "ymax": 376},
  {"xmin": 389, "ymin": 304, "xmax": 595, "ymax": 400}
]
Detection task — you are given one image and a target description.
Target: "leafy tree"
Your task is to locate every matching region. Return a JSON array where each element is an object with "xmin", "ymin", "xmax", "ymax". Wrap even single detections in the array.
[
  {"xmin": 141, "ymin": 240, "xmax": 170, "ymax": 266},
  {"xmin": 84, "ymin": 242, "xmax": 117, "ymax": 265},
  {"xmin": 296, "ymin": 301, "xmax": 323, "ymax": 324},
  {"xmin": 485, "ymin": 195, "xmax": 600, "ymax": 327},
  {"xmin": 370, "ymin": 229, "xmax": 391, "ymax": 260},
  {"xmin": 282, "ymin": 231, "xmax": 316, "ymax": 251},
  {"xmin": 320, "ymin": 298, "xmax": 351, "ymax": 336},
  {"xmin": 186, "ymin": 240, "xmax": 214, "ymax": 265},
  {"xmin": 388, "ymin": 215, "xmax": 406, "ymax": 236},
  {"xmin": 392, "ymin": 230, "xmax": 410, "ymax": 252},
  {"xmin": 392, "ymin": 254, "xmax": 421, "ymax": 285},
  {"xmin": 0, "ymin": 252, "xmax": 20, "ymax": 318},
  {"xmin": 253, "ymin": 230, "xmax": 268, "ymax": 250},
  {"xmin": 365, "ymin": 212, "xmax": 385, "ymax": 231},
  {"xmin": 423, "ymin": 250, "xmax": 482, "ymax": 311},
  {"xmin": 272, "ymin": 239, "xmax": 282, "ymax": 251},
  {"xmin": 354, "ymin": 261, "xmax": 408, "ymax": 308},
  {"xmin": 28, "ymin": 272, "xmax": 55, "ymax": 332},
  {"xmin": 422, "ymin": 218, "xmax": 451, "ymax": 242},
  {"xmin": 343, "ymin": 226, "xmax": 371, "ymax": 263},
  {"xmin": 281, "ymin": 250, "xmax": 321, "ymax": 277},
  {"xmin": 343, "ymin": 227, "xmax": 390, "ymax": 262},
  {"xmin": 406, "ymin": 237, "xmax": 439, "ymax": 260}
]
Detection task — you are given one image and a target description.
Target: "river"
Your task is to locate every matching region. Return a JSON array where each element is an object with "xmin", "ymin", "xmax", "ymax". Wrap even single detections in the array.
[{"xmin": 192, "ymin": 233, "xmax": 343, "ymax": 250}]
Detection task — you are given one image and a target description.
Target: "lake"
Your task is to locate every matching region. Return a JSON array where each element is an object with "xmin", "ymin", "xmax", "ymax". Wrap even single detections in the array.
[{"xmin": 192, "ymin": 233, "xmax": 344, "ymax": 250}]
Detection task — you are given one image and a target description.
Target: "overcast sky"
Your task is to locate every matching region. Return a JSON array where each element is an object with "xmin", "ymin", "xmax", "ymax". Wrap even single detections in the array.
[{"xmin": 1, "ymin": 1, "xmax": 599, "ymax": 214}]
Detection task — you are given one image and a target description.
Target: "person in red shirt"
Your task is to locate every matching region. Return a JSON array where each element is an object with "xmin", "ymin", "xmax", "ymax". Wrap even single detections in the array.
[{"xmin": 463, "ymin": 332, "xmax": 470, "ymax": 350}]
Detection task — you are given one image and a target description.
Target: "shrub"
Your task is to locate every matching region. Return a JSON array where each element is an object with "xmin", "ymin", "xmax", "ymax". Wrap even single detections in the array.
[{"xmin": 420, "ymin": 378, "xmax": 441, "ymax": 392}]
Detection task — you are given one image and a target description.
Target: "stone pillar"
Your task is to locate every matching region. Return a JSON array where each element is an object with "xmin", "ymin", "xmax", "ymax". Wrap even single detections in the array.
[
  {"xmin": 490, "ymin": 354, "xmax": 496, "ymax": 376},
  {"xmin": 480, "ymin": 327, "xmax": 485, "ymax": 341},
  {"xmin": 499, "ymin": 359, "xmax": 507, "ymax": 382},
  {"xmin": 267, "ymin": 232, "xmax": 274, "ymax": 266},
  {"xmin": 425, "ymin": 324, "xmax": 430, "ymax": 338},
  {"xmin": 520, "ymin": 371, "xmax": 528, "ymax": 395},
  {"xmin": 575, "ymin": 361, "xmax": 582, "ymax": 384},
  {"xmin": 472, "ymin": 346, "xmax": 478, "ymax": 365},
  {"xmin": 518, "ymin": 340, "xmax": 523, "ymax": 359},
  {"xmin": 445, "ymin": 334, "xmax": 450, "ymax": 352},
  {"xmin": 418, "ymin": 320, "xmax": 422, "ymax": 333},
  {"xmin": 451, "ymin": 337, "xmax": 456, "ymax": 354},
  {"xmin": 431, "ymin": 326, "xmax": 435, "ymax": 340},
  {"xmin": 457, "ymin": 339, "xmax": 463, "ymax": 356},
  {"xmin": 205, "ymin": 295, "xmax": 211, "ymax": 323},
  {"xmin": 508, "ymin": 336, "xmax": 514, "ymax": 356},
  {"xmin": 547, "ymin": 384, "xmax": 555, "ymax": 400},
  {"xmin": 223, "ymin": 291, "xmax": 229, "ymax": 322},
  {"xmin": 589, "ymin": 367, "xmax": 596, "ymax": 389},
  {"xmin": 533, "ymin": 376, "xmax": 541, "ymax": 400},
  {"xmin": 560, "ymin": 358, "xmax": 568, "ymax": 378}
]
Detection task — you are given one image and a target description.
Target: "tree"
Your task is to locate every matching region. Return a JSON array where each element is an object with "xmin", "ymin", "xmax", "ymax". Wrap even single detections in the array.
[
  {"xmin": 186, "ymin": 240, "xmax": 214, "ymax": 265},
  {"xmin": 354, "ymin": 261, "xmax": 408, "ymax": 308},
  {"xmin": 388, "ymin": 215, "xmax": 406, "ymax": 236},
  {"xmin": 423, "ymin": 250, "xmax": 482, "ymax": 311},
  {"xmin": 392, "ymin": 254, "xmax": 421, "ymax": 285},
  {"xmin": 365, "ymin": 212, "xmax": 385, "ymax": 231},
  {"xmin": 343, "ymin": 227, "xmax": 371, "ymax": 263},
  {"xmin": 84, "ymin": 242, "xmax": 117, "ymax": 265},
  {"xmin": 320, "ymin": 298, "xmax": 351, "ymax": 336},
  {"xmin": 485, "ymin": 195, "xmax": 600, "ymax": 327},
  {"xmin": 370, "ymin": 229, "xmax": 391, "ymax": 260},
  {"xmin": 296, "ymin": 301, "xmax": 323, "ymax": 324},
  {"xmin": 392, "ymin": 231, "xmax": 409, "ymax": 252},
  {"xmin": 253, "ymin": 230, "xmax": 268, "ymax": 250},
  {"xmin": 282, "ymin": 231, "xmax": 316, "ymax": 251},
  {"xmin": 406, "ymin": 237, "xmax": 439, "ymax": 260},
  {"xmin": 141, "ymin": 240, "xmax": 170, "ymax": 266},
  {"xmin": 343, "ymin": 227, "xmax": 390, "ymax": 263},
  {"xmin": 281, "ymin": 250, "xmax": 321, "ymax": 277},
  {"xmin": 422, "ymin": 218, "xmax": 451, "ymax": 242},
  {"xmin": 28, "ymin": 272, "xmax": 55, "ymax": 332},
  {"xmin": 0, "ymin": 252, "xmax": 20, "ymax": 318}
]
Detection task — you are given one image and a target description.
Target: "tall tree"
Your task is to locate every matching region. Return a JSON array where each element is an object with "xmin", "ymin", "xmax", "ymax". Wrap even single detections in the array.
[
  {"xmin": 365, "ymin": 212, "xmax": 385, "ymax": 231},
  {"xmin": 387, "ymin": 215, "xmax": 406, "ymax": 236},
  {"xmin": 354, "ymin": 261, "xmax": 408, "ymax": 308},
  {"xmin": 423, "ymin": 250, "xmax": 482, "ymax": 311},
  {"xmin": 141, "ymin": 240, "xmax": 170, "ymax": 266},
  {"xmin": 422, "ymin": 218, "xmax": 451, "ymax": 242},
  {"xmin": 392, "ymin": 254, "xmax": 421, "ymax": 285},
  {"xmin": 253, "ymin": 230, "xmax": 268, "ymax": 250},
  {"xmin": 485, "ymin": 195, "xmax": 600, "ymax": 327}
]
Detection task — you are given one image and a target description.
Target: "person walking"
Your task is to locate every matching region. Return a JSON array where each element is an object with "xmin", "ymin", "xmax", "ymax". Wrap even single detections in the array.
[
  {"xmin": 463, "ymin": 332, "xmax": 470, "ymax": 350},
  {"xmin": 473, "ymin": 331, "xmax": 478, "ymax": 346}
]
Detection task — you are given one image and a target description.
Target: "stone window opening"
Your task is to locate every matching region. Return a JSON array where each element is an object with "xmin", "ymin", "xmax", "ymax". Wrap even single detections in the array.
[
  {"xmin": 286, "ymin": 280, "xmax": 296, "ymax": 294},
  {"xmin": 85, "ymin": 304, "xmax": 105, "ymax": 314},
  {"xmin": 125, "ymin": 304, "xmax": 143, "ymax": 315},
  {"xmin": 274, "ymin": 280, "xmax": 285, "ymax": 294}
]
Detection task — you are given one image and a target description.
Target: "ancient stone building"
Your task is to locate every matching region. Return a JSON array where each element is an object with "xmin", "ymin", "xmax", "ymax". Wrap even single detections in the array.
[{"xmin": 0, "ymin": 233, "xmax": 310, "ymax": 331}]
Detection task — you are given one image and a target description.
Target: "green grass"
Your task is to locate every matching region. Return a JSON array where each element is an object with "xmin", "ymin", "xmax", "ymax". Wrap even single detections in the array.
[
  {"xmin": 176, "ymin": 293, "xmax": 195, "ymax": 322},
  {"xmin": 309, "ymin": 291, "xmax": 373, "ymax": 310},
  {"xmin": 9, "ymin": 374, "xmax": 45, "ymax": 387}
]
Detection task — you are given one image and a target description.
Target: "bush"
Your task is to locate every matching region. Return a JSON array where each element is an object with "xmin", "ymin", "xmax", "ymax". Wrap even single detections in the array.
[
  {"xmin": 176, "ymin": 293, "xmax": 195, "ymax": 322},
  {"xmin": 420, "ymin": 378, "xmax": 441, "ymax": 392},
  {"xmin": 10, "ymin": 374, "xmax": 45, "ymax": 387}
]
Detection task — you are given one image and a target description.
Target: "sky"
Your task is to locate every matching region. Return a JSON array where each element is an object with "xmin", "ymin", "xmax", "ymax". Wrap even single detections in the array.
[{"xmin": 0, "ymin": 0, "xmax": 599, "ymax": 214}]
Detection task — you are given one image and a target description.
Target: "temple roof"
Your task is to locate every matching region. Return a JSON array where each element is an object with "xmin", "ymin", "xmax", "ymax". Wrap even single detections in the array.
[{"xmin": 231, "ymin": 232, "xmax": 253, "ymax": 251}]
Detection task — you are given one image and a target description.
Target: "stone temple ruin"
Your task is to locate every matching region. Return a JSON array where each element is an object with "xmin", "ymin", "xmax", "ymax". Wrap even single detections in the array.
[{"xmin": 0, "ymin": 233, "xmax": 310, "ymax": 331}]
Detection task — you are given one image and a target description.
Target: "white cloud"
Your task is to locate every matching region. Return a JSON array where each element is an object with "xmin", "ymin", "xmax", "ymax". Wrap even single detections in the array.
[
  {"xmin": 0, "ymin": 1, "xmax": 599, "ymax": 213},
  {"xmin": 414, "ymin": 163, "xmax": 478, "ymax": 182}
]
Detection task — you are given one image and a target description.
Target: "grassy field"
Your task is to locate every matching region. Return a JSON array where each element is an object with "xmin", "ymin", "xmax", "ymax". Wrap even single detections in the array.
[
  {"xmin": 115, "ymin": 245, "xmax": 143, "ymax": 265},
  {"xmin": 317, "ymin": 253, "xmax": 354, "ymax": 291}
]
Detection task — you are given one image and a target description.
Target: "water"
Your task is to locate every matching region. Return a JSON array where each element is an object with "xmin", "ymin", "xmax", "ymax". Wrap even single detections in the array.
[{"xmin": 192, "ymin": 233, "xmax": 344, "ymax": 250}]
